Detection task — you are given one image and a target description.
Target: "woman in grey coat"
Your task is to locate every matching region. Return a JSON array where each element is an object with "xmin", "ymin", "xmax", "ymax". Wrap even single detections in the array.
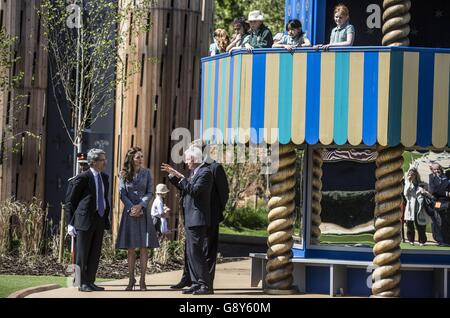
[{"xmin": 116, "ymin": 147, "xmax": 159, "ymax": 290}]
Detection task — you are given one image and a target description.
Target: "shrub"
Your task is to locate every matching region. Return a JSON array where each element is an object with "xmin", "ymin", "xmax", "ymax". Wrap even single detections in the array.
[
  {"xmin": 223, "ymin": 205, "xmax": 268, "ymax": 230},
  {"xmin": 0, "ymin": 198, "xmax": 47, "ymax": 257}
]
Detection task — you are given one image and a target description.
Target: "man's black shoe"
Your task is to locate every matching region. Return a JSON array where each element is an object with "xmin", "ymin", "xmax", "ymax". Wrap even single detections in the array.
[
  {"xmin": 182, "ymin": 285, "xmax": 200, "ymax": 294},
  {"xmin": 89, "ymin": 283, "xmax": 105, "ymax": 291},
  {"xmin": 171, "ymin": 281, "xmax": 192, "ymax": 289},
  {"xmin": 78, "ymin": 284, "xmax": 94, "ymax": 292},
  {"xmin": 193, "ymin": 286, "xmax": 214, "ymax": 295}
]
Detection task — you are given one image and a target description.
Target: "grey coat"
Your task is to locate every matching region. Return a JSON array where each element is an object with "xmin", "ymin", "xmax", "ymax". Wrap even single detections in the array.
[{"xmin": 116, "ymin": 168, "xmax": 159, "ymax": 249}]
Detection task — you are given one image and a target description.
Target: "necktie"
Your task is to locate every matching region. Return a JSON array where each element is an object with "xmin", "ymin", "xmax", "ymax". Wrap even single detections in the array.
[{"xmin": 96, "ymin": 173, "xmax": 105, "ymax": 217}]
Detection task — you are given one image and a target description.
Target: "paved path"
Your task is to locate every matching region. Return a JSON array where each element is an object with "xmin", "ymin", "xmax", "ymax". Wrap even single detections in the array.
[{"xmin": 27, "ymin": 258, "xmax": 328, "ymax": 298}]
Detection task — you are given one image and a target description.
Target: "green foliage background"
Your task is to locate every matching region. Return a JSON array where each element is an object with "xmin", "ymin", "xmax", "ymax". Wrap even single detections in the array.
[{"xmin": 214, "ymin": 0, "xmax": 285, "ymax": 36}]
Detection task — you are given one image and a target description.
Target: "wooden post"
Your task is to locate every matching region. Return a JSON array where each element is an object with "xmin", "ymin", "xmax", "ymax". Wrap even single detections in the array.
[{"xmin": 58, "ymin": 203, "xmax": 65, "ymax": 263}]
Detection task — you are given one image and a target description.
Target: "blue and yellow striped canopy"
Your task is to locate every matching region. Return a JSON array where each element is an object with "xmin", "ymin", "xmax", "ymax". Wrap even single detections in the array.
[{"xmin": 200, "ymin": 47, "xmax": 450, "ymax": 149}]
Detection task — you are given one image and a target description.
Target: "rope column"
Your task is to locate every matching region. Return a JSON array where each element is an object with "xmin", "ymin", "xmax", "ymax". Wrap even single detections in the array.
[
  {"xmin": 310, "ymin": 148, "xmax": 323, "ymax": 245},
  {"xmin": 372, "ymin": 145, "xmax": 404, "ymax": 297},
  {"xmin": 382, "ymin": 0, "xmax": 411, "ymax": 46},
  {"xmin": 265, "ymin": 143, "xmax": 297, "ymax": 294}
]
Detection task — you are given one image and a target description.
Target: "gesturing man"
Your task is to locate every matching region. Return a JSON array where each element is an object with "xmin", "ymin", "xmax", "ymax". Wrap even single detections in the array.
[{"xmin": 161, "ymin": 146, "xmax": 213, "ymax": 295}]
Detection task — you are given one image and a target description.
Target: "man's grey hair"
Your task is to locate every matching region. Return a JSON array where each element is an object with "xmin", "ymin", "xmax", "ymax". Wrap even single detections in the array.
[
  {"xmin": 87, "ymin": 148, "xmax": 106, "ymax": 166},
  {"xmin": 184, "ymin": 146, "xmax": 203, "ymax": 163}
]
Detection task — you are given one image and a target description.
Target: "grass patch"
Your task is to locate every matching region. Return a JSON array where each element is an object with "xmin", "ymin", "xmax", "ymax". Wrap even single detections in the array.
[
  {"xmin": 219, "ymin": 225, "xmax": 267, "ymax": 237},
  {"xmin": 0, "ymin": 275, "xmax": 111, "ymax": 298}
]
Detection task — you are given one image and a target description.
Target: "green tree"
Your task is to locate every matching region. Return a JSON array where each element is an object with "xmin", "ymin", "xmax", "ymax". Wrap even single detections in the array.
[
  {"xmin": 39, "ymin": 0, "xmax": 154, "ymax": 176},
  {"xmin": 214, "ymin": 0, "xmax": 285, "ymax": 36}
]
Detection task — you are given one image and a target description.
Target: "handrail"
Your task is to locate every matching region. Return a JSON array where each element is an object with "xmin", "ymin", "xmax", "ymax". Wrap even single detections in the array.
[{"xmin": 201, "ymin": 46, "xmax": 450, "ymax": 63}]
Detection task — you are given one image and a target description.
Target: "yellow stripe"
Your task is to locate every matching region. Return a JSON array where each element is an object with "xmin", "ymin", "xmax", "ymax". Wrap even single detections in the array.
[
  {"xmin": 223, "ymin": 58, "xmax": 230, "ymax": 143},
  {"xmin": 378, "ymin": 52, "xmax": 391, "ymax": 146},
  {"xmin": 319, "ymin": 52, "xmax": 335, "ymax": 145},
  {"xmin": 348, "ymin": 52, "xmax": 364, "ymax": 146},
  {"xmin": 239, "ymin": 54, "xmax": 253, "ymax": 143},
  {"xmin": 292, "ymin": 53, "xmax": 307, "ymax": 144},
  {"xmin": 264, "ymin": 54, "xmax": 280, "ymax": 144},
  {"xmin": 217, "ymin": 60, "xmax": 224, "ymax": 144},
  {"xmin": 231, "ymin": 57, "xmax": 240, "ymax": 143},
  {"xmin": 432, "ymin": 53, "xmax": 450, "ymax": 148},
  {"xmin": 401, "ymin": 52, "xmax": 420, "ymax": 147},
  {"xmin": 208, "ymin": 61, "xmax": 216, "ymax": 143},
  {"xmin": 202, "ymin": 61, "xmax": 209, "ymax": 143}
]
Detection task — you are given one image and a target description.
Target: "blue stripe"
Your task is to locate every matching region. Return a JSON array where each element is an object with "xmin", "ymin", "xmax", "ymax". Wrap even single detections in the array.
[
  {"xmin": 206, "ymin": 61, "xmax": 213, "ymax": 142},
  {"xmin": 250, "ymin": 54, "xmax": 266, "ymax": 144},
  {"xmin": 305, "ymin": 52, "xmax": 321, "ymax": 144},
  {"xmin": 228, "ymin": 56, "xmax": 235, "ymax": 144},
  {"xmin": 220, "ymin": 58, "xmax": 227, "ymax": 142},
  {"xmin": 279, "ymin": 54, "xmax": 293, "ymax": 144},
  {"xmin": 200, "ymin": 61, "xmax": 205, "ymax": 139},
  {"xmin": 387, "ymin": 52, "xmax": 404, "ymax": 146},
  {"xmin": 417, "ymin": 52, "xmax": 435, "ymax": 147},
  {"xmin": 234, "ymin": 55, "xmax": 242, "ymax": 140},
  {"xmin": 213, "ymin": 59, "xmax": 220, "ymax": 143},
  {"xmin": 362, "ymin": 52, "xmax": 379, "ymax": 146},
  {"xmin": 333, "ymin": 52, "xmax": 350, "ymax": 145}
]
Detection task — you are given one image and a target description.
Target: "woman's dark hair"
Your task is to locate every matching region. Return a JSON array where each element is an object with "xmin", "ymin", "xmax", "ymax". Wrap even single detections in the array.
[
  {"xmin": 232, "ymin": 16, "xmax": 250, "ymax": 34},
  {"xmin": 122, "ymin": 147, "xmax": 143, "ymax": 182},
  {"xmin": 408, "ymin": 168, "xmax": 422, "ymax": 185},
  {"xmin": 286, "ymin": 19, "xmax": 304, "ymax": 37}
]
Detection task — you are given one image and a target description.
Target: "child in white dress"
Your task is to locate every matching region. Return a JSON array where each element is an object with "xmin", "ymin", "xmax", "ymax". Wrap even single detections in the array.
[{"xmin": 151, "ymin": 184, "xmax": 171, "ymax": 236}]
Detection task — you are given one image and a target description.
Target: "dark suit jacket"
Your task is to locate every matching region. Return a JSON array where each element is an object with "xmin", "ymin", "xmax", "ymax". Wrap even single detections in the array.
[
  {"xmin": 65, "ymin": 170, "xmax": 111, "ymax": 231},
  {"xmin": 429, "ymin": 173, "xmax": 450, "ymax": 199},
  {"xmin": 171, "ymin": 164, "xmax": 213, "ymax": 228},
  {"xmin": 209, "ymin": 161, "xmax": 229, "ymax": 226}
]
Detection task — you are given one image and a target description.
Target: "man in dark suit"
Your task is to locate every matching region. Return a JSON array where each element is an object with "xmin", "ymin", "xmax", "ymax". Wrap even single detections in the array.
[
  {"xmin": 65, "ymin": 148, "xmax": 110, "ymax": 292},
  {"xmin": 161, "ymin": 146, "xmax": 213, "ymax": 295},
  {"xmin": 203, "ymin": 145, "xmax": 229, "ymax": 288}
]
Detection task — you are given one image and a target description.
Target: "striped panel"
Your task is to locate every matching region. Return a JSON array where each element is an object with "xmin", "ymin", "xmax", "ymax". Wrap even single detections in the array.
[
  {"xmin": 319, "ymin": 52, "xmax": 335, "ymax": 145},
  {"xmin": 401, "ymin": 52, "xmax": 420, "ymax": 147},
  {"xmin": 232, "ymin": 55, "xmax": 242, "ymax": 143},
  {"xmin": 362, "ymin": 52, "xmax": 379, "ymax": 146},
  {"xmin": 417, "ymin": 52, "xmax": 435, "ymax": 147},
  {"xmin": 227, "ymin": 56, "xmax": 235, "ymax": 144},
  {"xmin": 377, "ymin": 52, "xmax": 391, "ymax": 146},
  {"xmin": 387, "ymin": 51, "xmax": 404, "ymax": 146},
  {"xmin": 347, "ymin": 52, "xmax": 364, "ymax": 146},
  {"xmin": 201, "ymin": 60, "xmax": 209, "ymax": 141},
  {"xmin": 239, "ymin": 54, "xmax": 253, "ymax": 143},
  {"xmin": 216, "ymin": 58, "xmax": 225, "ymax": 143},
  {"xmin": 250, "ymin": 54, "xmax": 266, "ymax": 144},
  {"xmin": 432, "ymin": 53, "xmax": 450, "ymax": 148},
  {"xmin": 264, "ymin": 54, "xmax": 280, "ymax": 144},
  {"xmin": 200, "ymin": 60, "xmax": 206, "ymax": 140},
  {"xmin": 305, "ymin": 52, "xmax": 321, "ymax": 144},
  {"xmin": 291, "ymin": 53, "xmax": 307, "ymax": 144},
  {"xmin": 333, "ymin": 52, "xmax": 350, "ymax": 145},
  {"xmin": 213, "ymin": 59, "xmax": 220, "ymax": 143},
  {"xmin": 205, "ymin": 60, "xmax": 215, "ymax": 143},
  {"xmin": 222, "ymin": 58, "xmax": 230, "ymax": 143},
  {"xmin": 279, "ymin": 53, "xmax": 294, "ymax": 144}
]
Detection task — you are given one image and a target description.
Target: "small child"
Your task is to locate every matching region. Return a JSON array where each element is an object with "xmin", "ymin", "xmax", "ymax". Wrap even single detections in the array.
[
  {"xmin": 272, "ymin": 19, "xmax": 311, "ymax": 52},
  {"xmin": 316, "ymin": 4, "xmax": 355, "ymax": 49},
  {"xmin": 151, "ymin": 184, "xmax": 171, "ymax": 237},
  {"xmin": 209, "ymin": 29, "xmax": 230, "ymax": 56},
  {"xmin": 226, "ymin": 17, "xmax": 250, "ymax": 53}
]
